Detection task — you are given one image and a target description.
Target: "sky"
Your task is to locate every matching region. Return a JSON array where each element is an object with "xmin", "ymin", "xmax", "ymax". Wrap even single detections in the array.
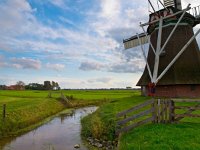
[{"xmin": 0, "ymin": 0, "xmax": 199, "ymax": 89}]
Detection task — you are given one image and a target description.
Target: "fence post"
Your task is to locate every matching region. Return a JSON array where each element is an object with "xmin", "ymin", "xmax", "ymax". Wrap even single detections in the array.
[
  {"xmin": 152, "ymin": 99, "xmax": 156, "ymax": 123},
  {"xmin": 171, "ymin": 101, "xmax": 175, "ymax": 122},
  {"xmin": 160, "ymin": 100, "xmax": 163, "ymax": 123},
  {"xmin": 169, "ymin": 100, "xmax": 175, "ymax": 123},
  {"xmin": 164, "ymin": 100, "xmax": 168, "ymax": 123},
  {"xmin": 158, "ymin": 99, "xmax": 161, "ymax": 123},
  {"xmin": 48, "ymin": 91, "xmax": 52, "ymax": 98},
  {"xmin": 3, "ymin": 104, "xmax": 6, "ymax": 120}
]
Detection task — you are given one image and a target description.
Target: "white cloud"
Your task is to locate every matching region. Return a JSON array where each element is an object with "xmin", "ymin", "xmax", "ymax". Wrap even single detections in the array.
[
  {"xmin": 79, "ymin": 61, "xmax": 105, "ymax": 71},
  {"xmin": 59, "ymin": 16, "xmax": 77, "ymax": 27},
  {"xmin": 0, "ymin": 0, "xmax": 199, "ymax": 88},
  {"xmin": 0, "ymin": 0, "xmax": 35, "ymax": 36},
  {"xmin": 92, "ymin": 0, "xmax": 148, "ymax": 40},
  {"xmin": 0, "ymin": 55, "xmax": 8, "ymax": 67},
  {"xmin": 49, "ymin": 0, "xmax": 68, "ymax": 9},
  {"xmin": 79, "ymin": 55, "xmax": 145, "ymax": 73},
  {"xmin": 46, "ymin": 63, "xmax": 65, "ymax": 71},
  {"xmin": 88, "ymin": 77, "xmax": 112, "ymax": 83},
  {"xmin": 50, "ymin": 0, "xmax": 64, "ymax": 7},
  {"xmin": 108, "ymin": 61, "xmax": 144, "ymax": 73},
  {"xmin": 100, "ymin": 0, "xmax": 121, "ymax": 19},
  {"xmin": 11, "ymin": 57, "xmax": 41, "ymax": 69}
]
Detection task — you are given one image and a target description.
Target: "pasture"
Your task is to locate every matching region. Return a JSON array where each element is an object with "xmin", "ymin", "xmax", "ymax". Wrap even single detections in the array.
[
  {"xmin": 81, "ymin": 91, "xmax": 200, "ymax": 150},
  {"xmin": 0, "ymin": 90, "xmax": 200, "ymax": 150},
  {"xmin": 0, "ymin": 89, "xmax": 134, "ymax": 139}
]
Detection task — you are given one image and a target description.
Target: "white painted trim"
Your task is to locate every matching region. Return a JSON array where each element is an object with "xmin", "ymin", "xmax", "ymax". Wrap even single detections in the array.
[
  {"xmin": 137, "ymin": 33, "xmax": 153, "ymax": 81},
  {"xmin": 159, "ymin": 8, "xmax": 188, "ymax": 55},
  {"xmin": 152, "ymin": 17, "xmax": 163, "ymax": 83},
  {"xmin": 140, "ymin": 4, "xmax": 191, "ymax": 27},
  {"xmin": 155, "ymin": 29, "xmax": 200, "ymax": 84},
  {"xmin": 140, "ymin": 23, "xmax": 156, "ymax": 55}
]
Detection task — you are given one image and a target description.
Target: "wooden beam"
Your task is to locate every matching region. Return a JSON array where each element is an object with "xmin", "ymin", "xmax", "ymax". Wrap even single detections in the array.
[
  {"xmin": 175, "ymin": 114, "xmax": 200, "ymax": 118},
  {"xmin": 174, "ymin": 106, "xmax": 200, "ymax": 110},
  {"xmin": 148, "ymin": 0, "xmax": 156, "ymax": 13},
  {"xmin": 175, "ymin": 104, "xmax": 200, "ymax": 121},
  {"xmin": 172, "ymin": 99, "xmax": 200, "ymax": 102},
  {"xmin": 117, "ymin": 117, "xmax": 154, "ymax": 134},
  {"xmin": 117, "ymin": 108, "xmax": 154, "ymax": 125},
  {"xmin": 116, "ymin": 99, "xmax": 154, "ymax": 117},
  {"xmin": 169, "ymin": 100, "xmax": 175, "ymax": 123}
]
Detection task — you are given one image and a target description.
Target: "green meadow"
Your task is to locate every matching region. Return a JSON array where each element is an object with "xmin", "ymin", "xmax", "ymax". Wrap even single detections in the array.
[
  {"xmin": 81, "ymin": 91, "xmax": 200, "ymax": 150},
  {"xmin": 0, "ymin": 90, "xmax": 200, "ymax": 150},
  {"xmin": 0, "ymin": 90, "xmax": 133, "ymax": 139}
]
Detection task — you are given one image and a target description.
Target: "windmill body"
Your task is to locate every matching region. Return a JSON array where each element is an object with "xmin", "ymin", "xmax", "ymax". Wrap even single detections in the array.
[{"xmin": 123, "ymin": 0, "xmax": 200, "ymax": 98}]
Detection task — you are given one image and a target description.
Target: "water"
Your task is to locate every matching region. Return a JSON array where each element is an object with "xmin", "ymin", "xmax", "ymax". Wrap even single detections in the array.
[{"xmin": 0, "ymin": 106, "xmax": 98, "ymax": 150}]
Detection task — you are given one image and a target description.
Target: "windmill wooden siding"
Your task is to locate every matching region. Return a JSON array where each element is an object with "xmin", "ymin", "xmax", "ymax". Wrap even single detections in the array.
[{"xmin": 137, "ymin": 25, "xmax": 200, "ymax": 98}]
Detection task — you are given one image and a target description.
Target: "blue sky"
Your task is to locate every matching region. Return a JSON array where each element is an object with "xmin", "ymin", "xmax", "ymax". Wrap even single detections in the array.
[{"xmin": 0, "ymin": 0, "xmax": 199, "ymax": 88}]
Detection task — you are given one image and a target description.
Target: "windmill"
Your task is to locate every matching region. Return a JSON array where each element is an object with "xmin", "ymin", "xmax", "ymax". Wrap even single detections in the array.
[{"xmin": 123, "ymin": 0, "xmax": 200, "ymax": 97}]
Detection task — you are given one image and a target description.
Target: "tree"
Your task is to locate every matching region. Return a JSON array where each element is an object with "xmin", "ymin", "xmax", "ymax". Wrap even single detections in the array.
[
  {"xmin": 55, "ymin": 82, "xmax": 60, "ymax": 90},
  {"xmin": 44, "ymin": 81, "xmax": 52, "ymax": 90},
  {"xmin": 126, "ymin": 87, "xmax": 132, "ymax": 89},
  {"xmin": 50, "ymin": 81, "xmax": 60, "ymax": 90},
  {"xmin": 16, "ymin": 81, "xmax": 25, "ymax": 90},
  {"xmin": 0, "ymin": 85, "xmax": 6, "ymax": 90},
  {"xmin": 52, "ymin": 81, "xmax": 56, "ymax": 90},
  {"xmin": 25, "ymin": 83, "xmax": 44, "ymax": 90}
]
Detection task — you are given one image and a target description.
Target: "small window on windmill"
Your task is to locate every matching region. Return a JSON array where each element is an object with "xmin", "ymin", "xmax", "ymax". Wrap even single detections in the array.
[
  {"xmin": 190, "ymin": 85, "xmax": 196, "ymax": 91},
  {"xmin": 163, "ymin": 0, "xmax": 175, "ymax": 7}
]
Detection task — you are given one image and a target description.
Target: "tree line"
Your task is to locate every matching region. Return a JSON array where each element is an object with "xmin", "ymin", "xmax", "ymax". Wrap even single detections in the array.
[{"xmin": 0, "ymin": 81, "xmax": 60, "ymax": 90}]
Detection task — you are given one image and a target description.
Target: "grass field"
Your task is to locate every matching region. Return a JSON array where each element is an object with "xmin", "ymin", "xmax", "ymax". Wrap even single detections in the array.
[
  {"xmin": 0, "ymin": 91, "xmax": 65, "ymax": 138},
  {"xmin": 0, "ymin": 89, "xmax": 134, "ymax": 139},
  {"xmin": 0, "ymin": 90, "xmax": 200, "ymax": 150},
  {"xmin": 81, "ymin": 91, "xmax": 200, "ymax": 150}
]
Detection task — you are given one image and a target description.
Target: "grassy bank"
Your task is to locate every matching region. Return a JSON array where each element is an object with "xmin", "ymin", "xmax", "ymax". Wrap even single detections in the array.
[
  {"xmin": 0, "ymin": 90, "xmax": 111, "ymax": 138},
  {"xmin": 81, "ymin": 91, "xmax": 200, "ymax": 150},
  {"xmin": 81, "ymin": 90, "xmax": 149, "ymax": 141},
  {"xmin": 0, "ymin": 95, "xmax": 66, "ymax": 138}
]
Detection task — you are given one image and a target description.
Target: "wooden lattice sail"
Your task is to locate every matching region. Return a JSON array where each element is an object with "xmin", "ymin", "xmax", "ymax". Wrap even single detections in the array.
[{"xmin": 124, "ymin": 1, "xmax": 200, "ymax": 98}]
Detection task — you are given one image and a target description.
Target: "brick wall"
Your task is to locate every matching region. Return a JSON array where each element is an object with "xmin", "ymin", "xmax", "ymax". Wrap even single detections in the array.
[{"xmin": 141, "ymin": 85, "xmax": 200, "ymax": 98}]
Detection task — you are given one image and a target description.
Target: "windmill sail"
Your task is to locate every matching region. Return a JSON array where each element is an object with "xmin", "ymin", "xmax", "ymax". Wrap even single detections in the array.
[
  {"xmin": 163, "ymin": 0, "xmax": 175, "ymax": 7},
  {"xmin": 189, "ymin": 5, "xmax": 200, "ymax": 18},
  {"xmin": 123, "ymin": 33, "xmax": 148, "ymax": 49},
  {"xmin": 163, "ymin": 0, "xmax": 182, "ymax": 10}
]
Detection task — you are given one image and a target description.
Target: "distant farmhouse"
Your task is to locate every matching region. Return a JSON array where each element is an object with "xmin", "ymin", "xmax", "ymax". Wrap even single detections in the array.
[{"xmin": 6, "ymin": 85, "xmax": 25, "ymax": 90}]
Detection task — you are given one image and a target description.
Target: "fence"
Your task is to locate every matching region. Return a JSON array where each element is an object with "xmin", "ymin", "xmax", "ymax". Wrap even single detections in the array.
[
  {"xmin": 172, "ymin": 99, "xmax": 200, "ymax": 122},
  {"xmin": 1, "ymin": 104, "xmax": 6, "ymax": 121},
  {"xmin": 116, "ymin": 99, "xmax": 155, "ymax": 134},
  {"xmin": 116, "ymin": 99, "xmax": 200, "ymax": 135}
]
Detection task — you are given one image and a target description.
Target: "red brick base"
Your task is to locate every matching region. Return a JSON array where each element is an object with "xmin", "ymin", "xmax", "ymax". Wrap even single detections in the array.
[{"xmin": 141, "ymin": 85, "xmax": 200, "ymax": 98}]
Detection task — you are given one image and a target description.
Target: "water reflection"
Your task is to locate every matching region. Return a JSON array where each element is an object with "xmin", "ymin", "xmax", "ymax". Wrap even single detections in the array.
[{"xmin": 0, "ymin": 106, "xmax": 97, "ymax": 150}]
